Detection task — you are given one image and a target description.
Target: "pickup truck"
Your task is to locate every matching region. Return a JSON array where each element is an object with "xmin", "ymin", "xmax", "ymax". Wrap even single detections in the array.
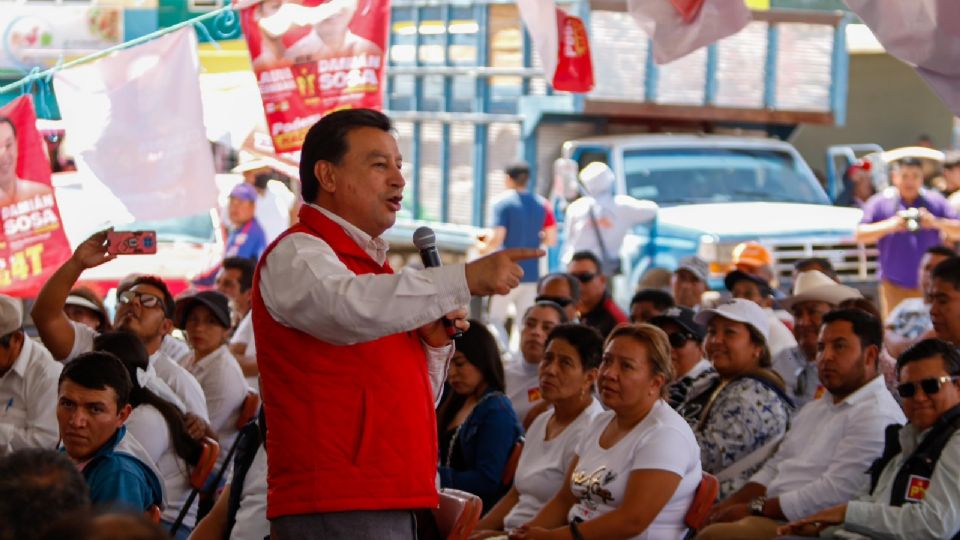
[{"xmin": 554, "ymin": 133, "xmax": 878, "ymax": 305}]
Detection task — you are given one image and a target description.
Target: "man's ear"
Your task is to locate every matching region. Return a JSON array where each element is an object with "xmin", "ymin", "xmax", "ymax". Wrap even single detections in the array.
[
  {"xmin": 315, "ymin": 161, "xmax": 337, "ymax": 194},
  {"xmin": 162, "ymin": 318, "xmax": 174, "ymax": 336},
  {"xmin": 117, "ymin": 403, "xmax": 133, "ymax": 425}
]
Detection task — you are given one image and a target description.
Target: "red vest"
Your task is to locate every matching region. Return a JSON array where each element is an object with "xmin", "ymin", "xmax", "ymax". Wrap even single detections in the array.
[{"xmin": 252, "ymin": 206, "xmax": 439, "ymax": 518}]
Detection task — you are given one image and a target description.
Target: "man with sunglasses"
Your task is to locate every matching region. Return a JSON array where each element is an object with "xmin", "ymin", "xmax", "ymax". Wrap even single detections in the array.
[
  {"xmin": 567, "ymin": 251, "xmax": 628, "ymax": 339},
  {"xmin": 778, "ymin": 338, "xmax": 960, "ymax": 539},
  {"xmin": 535, "ymin": 272, "xmax": 581, "ymax": 322},
  {"xmin": 700, "ymin": 309, "xmax": 904, "ymax": 540},
  {"xmin": 649, "ymin": 306, "xmax": 718, "ymax": 425},
  {"xmin": 31, "ymin": 231, "xmax": 210, "ymax": 423}
]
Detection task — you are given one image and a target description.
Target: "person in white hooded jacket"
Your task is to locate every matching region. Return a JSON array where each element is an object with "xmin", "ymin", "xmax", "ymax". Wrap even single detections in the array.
[{"xmin": 561, "ymin": 162, "xmax": 658, "ymax": 272}]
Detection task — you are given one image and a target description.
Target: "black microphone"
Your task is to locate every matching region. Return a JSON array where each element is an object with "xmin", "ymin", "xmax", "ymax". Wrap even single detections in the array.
[{"xmin": 413, "ymin": 226, "xmax": 463, "ymax": 339}]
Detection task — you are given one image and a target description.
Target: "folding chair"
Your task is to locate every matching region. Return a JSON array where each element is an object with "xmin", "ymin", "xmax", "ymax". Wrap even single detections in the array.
[
  {"xmin": 432, "ymin": 488, "xmax": 483, "ymax": 540},
  {"xmin": 168, "ymin": 436, "xmax": 220, "ymax": 535},
  {"xmin": 683, "ymin": 472, "xmax": 719, "ymax": 540}
]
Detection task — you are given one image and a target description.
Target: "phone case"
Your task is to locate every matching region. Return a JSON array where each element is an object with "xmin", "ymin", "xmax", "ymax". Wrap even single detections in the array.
[{"xmin": 107, "ymin": 231, "xmax": 158, "ymax": 255}]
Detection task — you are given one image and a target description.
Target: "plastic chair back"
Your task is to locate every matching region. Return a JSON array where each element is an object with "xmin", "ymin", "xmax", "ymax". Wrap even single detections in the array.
[
  {"xmin": 432, "ymin": 488, "xmax": 482, "ymax": 540},
  {"xmin": 236, "ymin": 390, "xmax": 261, "ymax": 430},
  {"xmin": 500, "ymin": 438, "xmax": 524, "ymax": 487},
  {"xmin": 145, "ymin": 505, "xmax": 162, "ymax": 525},
  {"xmin": 190, "ymin": 437, "xmax": 221, "ymax": 490},
  {"xmin": 684, "ymin": 472, "xmax": 719, "ymax": 531}
]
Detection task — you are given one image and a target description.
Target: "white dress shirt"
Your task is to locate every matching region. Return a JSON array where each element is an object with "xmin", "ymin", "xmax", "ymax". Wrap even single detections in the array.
[
  {"xmin": 182, "ymin": 344, "xmax": 248, "ymax": 470},
  {"xmin": 750, "ymin": 376, "xmax": 906, "ymax": 521},
  {"xmin": 159, "ymin": 335, "xmax": 191, "ymax": 366},
  {"xmin": 258, "ymin": 204, "xmax": 472, "ymax": 403},
  {"xmin": 842, "ymin": 427, "xmax": 960, "ymax": 539},
  {"xmin": 0, "ymin": 338, "xmax": 62, "ymax": 453},
  {"xmin": 67, "ymin": 320, "xmax": 209, "ymax": 421},
  {"xmin": 126, "ymin": 404, "xmax": 194, "ymax": 525}
]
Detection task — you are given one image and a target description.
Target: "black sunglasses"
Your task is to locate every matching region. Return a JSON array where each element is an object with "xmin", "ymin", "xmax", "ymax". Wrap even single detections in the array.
[
  {"xmin": 668, "ymin": 331, "xmax": 694, "ymax": 350},
  {"xmin": 535, "ymin": 295, "xmax": 573, "ymax": 308},
  {"xmin": 897, "ymin": 376, "xmax": 960, "ymax": 399},
  {"xmin": 571, "ymin": 272, "xmax": 597, "ymax": 283}
]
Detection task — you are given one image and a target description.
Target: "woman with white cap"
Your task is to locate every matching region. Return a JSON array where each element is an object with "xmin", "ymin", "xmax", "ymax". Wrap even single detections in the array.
[{"xmin": 693, "ymin": 298, "xmax": 794, "ymax": 498}]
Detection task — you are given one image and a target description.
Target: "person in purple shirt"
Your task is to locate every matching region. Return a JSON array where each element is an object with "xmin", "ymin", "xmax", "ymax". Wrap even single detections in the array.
[
  {"xmin": 856, "ymin": 157, "xmax": 960, "ymax": 318},
  {"xmin": 225, "ymin": 183, "xmax": 267, "ymax": 262}
]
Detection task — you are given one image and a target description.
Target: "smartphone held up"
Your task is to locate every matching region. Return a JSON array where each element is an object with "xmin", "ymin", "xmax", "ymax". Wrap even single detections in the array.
[{"xmin": 107, "ymin": 230, "xmax": 157, "ymax": 255}]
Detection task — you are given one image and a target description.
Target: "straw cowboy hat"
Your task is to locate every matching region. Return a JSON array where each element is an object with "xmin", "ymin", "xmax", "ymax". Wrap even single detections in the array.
[{"xmin": 780, "ymin": 270, "xmax": 862, "ymax": 310}]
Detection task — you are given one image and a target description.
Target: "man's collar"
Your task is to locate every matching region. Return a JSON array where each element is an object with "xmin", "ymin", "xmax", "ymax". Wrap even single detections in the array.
[
  {"xmin": 86, "ymin": 425, "xmax": 127, "ymax": 464},
  {"xmin": 834, "ymin": 374, "xmax": 886, "ymax": 407},
  {"xmin": 309, "ymin": 204, "xmax": 389, "ymax": 254}
]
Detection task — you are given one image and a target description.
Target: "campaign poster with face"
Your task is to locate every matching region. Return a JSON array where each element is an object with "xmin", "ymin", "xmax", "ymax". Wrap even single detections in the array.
[
  {"xmin": 0, "ymin": 95, "xmax": 72, "ymax": 297},
  {"xmin": 240, "ymin": 0, "xmax": 390, "ymax": 154}
]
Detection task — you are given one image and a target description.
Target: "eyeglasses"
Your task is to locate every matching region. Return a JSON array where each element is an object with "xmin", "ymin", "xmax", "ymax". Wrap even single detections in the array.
[
  {"xmin": 118, "ymin": 290, "xmax": 165, "ymax": 310},
  {"xmin": 571, "ymin": 272, "xmax": 596, "ymax": 283},
  {"xmin": 897, "ymin": 376, "xmax": 960, "ymax": 399},
  {"xmin": 667, "ymin": 332, "xmax": 694, "ymax": 349},
  {"xmin": 535, "ymin": 295, "xmax": 573, "ymax": 308}
]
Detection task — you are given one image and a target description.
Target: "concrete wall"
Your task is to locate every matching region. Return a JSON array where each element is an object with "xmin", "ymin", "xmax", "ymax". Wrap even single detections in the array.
[{"xmin": 791, "ymin": 53, "xmax": 954, "ymax": 175}]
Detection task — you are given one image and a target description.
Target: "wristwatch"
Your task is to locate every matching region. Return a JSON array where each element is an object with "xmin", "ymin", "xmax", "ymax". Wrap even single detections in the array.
[{"xmin": 749, "ymin": 496, "xmax": 767, "ymax": 517}]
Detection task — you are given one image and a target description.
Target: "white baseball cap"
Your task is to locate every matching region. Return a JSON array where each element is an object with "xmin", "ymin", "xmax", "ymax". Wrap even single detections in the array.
[
  {"xmin": 0, "ymin": 294, "xmax": 23, "ymax": 336},
  {"xmin": 694, "ymin": 297, "xmax": 770, "ymax": 343}
]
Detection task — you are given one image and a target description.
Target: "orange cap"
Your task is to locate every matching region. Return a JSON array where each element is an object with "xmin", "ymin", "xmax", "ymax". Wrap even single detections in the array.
[{"xmin": 732, "ymin": 241, "xmax": 772, "ymax": 268}]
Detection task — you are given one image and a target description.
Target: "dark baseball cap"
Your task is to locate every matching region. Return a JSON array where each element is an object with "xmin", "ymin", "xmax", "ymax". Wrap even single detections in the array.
[
  {"xmin": 174, "ymin": 291, "xmax": 231, "ymax": 330},
  {"xmin": 724, "ymin": 269, "xmax": 773, "ymax": 297},
  {"xmin": 649, "ymin": 306, "xmax": 705, "ymax": 341}
]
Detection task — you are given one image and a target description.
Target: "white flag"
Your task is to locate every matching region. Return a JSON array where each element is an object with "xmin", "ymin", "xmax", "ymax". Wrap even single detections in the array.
[
  {"xmin": 517, "ymin": 0, "xmax": 559, "ymax": 81},
  {"xmin": 54, "ymin": 28, "xmax": 217, "ymax": 221},
  {"xmin": 627, "ymin": 0, "xmax": 751, "ymax": 65},
  {"xmin": 845, "ymin": 0, "xmax": 960, "ymax": 116}
]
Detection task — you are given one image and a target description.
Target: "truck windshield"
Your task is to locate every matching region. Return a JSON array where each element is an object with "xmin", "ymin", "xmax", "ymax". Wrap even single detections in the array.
[{"xmin": 622, "ymin": 148, "xmax": 830, "ymax": 206}]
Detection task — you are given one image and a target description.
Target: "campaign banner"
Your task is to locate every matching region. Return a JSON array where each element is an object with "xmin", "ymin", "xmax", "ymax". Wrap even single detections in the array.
[
  {"xmin": 239, "ymin": 0, "xmax": 390, "ymax": 154},
  {"xmin": 0, "ymin": 96, "xmax": 72, "ymax": 297},
  {"xmin": 53, "ymin": 28, "xmax": 218, "ymax": 221},
  {"xmin": 0, "ymin": 5, "xmax": 123, "ymax": 74}
]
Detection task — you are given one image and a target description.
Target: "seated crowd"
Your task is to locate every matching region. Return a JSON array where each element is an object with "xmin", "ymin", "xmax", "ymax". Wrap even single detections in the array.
[{"xmin": 6, "ymin": 228, "xmax": 960, "ymax": 540}]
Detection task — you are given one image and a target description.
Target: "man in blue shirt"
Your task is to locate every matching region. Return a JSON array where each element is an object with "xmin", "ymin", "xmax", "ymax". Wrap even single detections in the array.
[
  {"xmin": 225, "ymin": 183, "xmax": 268, "ymax": 262},
  {"xmin": 478, "ymin": 162, "xmax": 557, "ymax": 349},
  {"xmin": 56, "ymin": 351, "xmax": 163, "ymax": 512},
  {"xmin": 856, "ymin": 157, "xmax": 960, "ymax": 318}
]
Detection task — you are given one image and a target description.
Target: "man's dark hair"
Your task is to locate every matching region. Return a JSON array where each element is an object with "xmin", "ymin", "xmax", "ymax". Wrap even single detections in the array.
[
  {"xmin": 94, "ymin": 332, "xmax": 202, "ymax": 466},
  {"xmin": 896, "ymin": 157, "xmax": 924, "ymax": 170},
  {"xmin": 0, "ymin": 116, "xmax": 15, "ymax": 139},
  {"xmin": 536, "ymin": 272, "xmax": 581, "ymax": 302},
  {"xmin": 795, "ymin": 257, "xmax": 838, "ymax": 280},
  {"xmin": 0, "ymin": 448, "xmax": 90, "ymax": 540},
  {"xmin": 944, "ymin": 150, "xmax": 960, "ymax": 170},
  {"xmin": 927, "ymin": 245, "xmax": 956, "ymax": 258},
  {"xmin": 299, "ymin": 109, "xmax": 393, "ymax": 203},
  {"xmin": 546, "ymin": 323, "xmax": 604, "ymax": 370},
  {"xmin": 522, "ymin": 300, "xmax": 569, "ymax": 324},
  {"xmin": 0, "ymin": 328, "xmax": 21, "ymax": 348},
  {"xmin": 932, "ymin": 256, "xmax": 960, "ymax": 292},
  {"xmin": 505, "ymin": 161, "xmax": 530, "ymax": 185},
  {"xmin": 253, "ymin": 172, "xmax": 273, "ymax": 190},
  {"xmin": 897, "ymin": 338, "xmax": 960, "ymax": 376},
  {"xmin": 59, "ymin": 351, "xmax": 132, "ymax": 409},
  {"xmin": 823, "ymin": 308, "xmax": 883, "ymax": 351},
  {"xmin": 222, "ymin": 256, "xmax": 256, "ymax": 292},
  {"xmin": 571, "ymin": 250, "xmax": 603, "ymax": 274},
  {"xmin": 38, "ymin": 511, "xmax": 169, "ymax": 540},
  {"xmin": 125, "ymin": 275, "xmax": 175, "ymax": 319},
  {"xmin": 630, "ymin": 289, "xmax": 674, "ymax": 311}
]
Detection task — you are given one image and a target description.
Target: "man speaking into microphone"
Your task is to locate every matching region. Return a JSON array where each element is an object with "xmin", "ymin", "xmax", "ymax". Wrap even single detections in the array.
[{"xmin": 253, "ymin": 108, "xmax": 542, "ymax": 540}]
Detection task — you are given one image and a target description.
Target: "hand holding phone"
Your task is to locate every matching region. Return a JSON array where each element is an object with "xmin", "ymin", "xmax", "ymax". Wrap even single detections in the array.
[{"xmin": 107, "ymin": 230, "xmax": 157, "ymax": 255}]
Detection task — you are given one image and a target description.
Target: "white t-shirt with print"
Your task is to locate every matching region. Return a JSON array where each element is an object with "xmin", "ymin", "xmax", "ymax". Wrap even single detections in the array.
[
  {"xmin": 504, "ymin": 398, "xmax": 605, "ymax": 530},
  {"xmin": 568, "ymin": 401, "xmax": 702, "ymax": 539}
]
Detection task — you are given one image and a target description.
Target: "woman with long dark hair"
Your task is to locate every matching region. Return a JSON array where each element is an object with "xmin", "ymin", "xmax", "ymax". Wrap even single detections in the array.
[
  {"xmin": 93, "ymin": 331, "xmax": 202, "ymax": 538},
  {"xmin": 437, "ymin": 321, "xmax": 523, "ymax": 511}
]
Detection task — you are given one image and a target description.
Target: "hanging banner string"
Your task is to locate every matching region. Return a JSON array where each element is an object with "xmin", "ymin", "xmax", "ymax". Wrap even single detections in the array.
[{"xmin": 0, "ymin": 4, "xmax": 240, "ymax": 95}]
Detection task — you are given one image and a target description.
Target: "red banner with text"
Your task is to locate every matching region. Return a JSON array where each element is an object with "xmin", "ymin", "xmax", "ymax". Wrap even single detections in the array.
[
  {"xmin": 0, "ymin": 95, "xmax": 72, "ymax": 297},
  {"xmin": 240, "ymin": 0, "xmax": 390, "ymax": 154},
  {"xmin": 552, "ymin": 9, "xmax": 595, "ymax": 93}
]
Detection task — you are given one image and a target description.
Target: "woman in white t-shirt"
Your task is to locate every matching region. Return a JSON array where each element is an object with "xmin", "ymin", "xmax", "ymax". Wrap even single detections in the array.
[
  {"xmin": 512, "ymin": 323, "xmax": 702, "ymax": 540},
  {"xmin": 94, "ymin": 331, "xmax": 203, "ymax": 539},
  {"xmin": 175, "ymin": 291, "xmax": 249, "ymax": 471},
  {"xmin": 470, "ymin": 324, "xmax": 606, "ymax": 539}
]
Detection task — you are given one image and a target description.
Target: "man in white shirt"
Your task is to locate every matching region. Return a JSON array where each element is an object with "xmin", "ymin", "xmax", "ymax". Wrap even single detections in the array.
[
  {"xmin": 779, "ymin": 338, "xmax": 960, "ymax": 539},
  {"xmin": 254, "ymin": 108, "xmax": 543, "ymax": 540},
  {"xmin": 774, "ymin": 271, "xmax": 862, "ymax": 408},
  {"xmin": 697, "ymin": 308, "xmax": 905, "ymax": 540},
  {"xmin": 31, "ymin": 259, "xmax": 209, "ymax": 422},
  {"xmin": 503, "ymin": 300, "xmax": 566, "ymax": 428},
  {"xmin": 217, "ymin": 257, "xmax": 259, "ymax": 387},
  {"xmin": 0, "ymin": 294, "xmax": 61, "ymax": 454}
]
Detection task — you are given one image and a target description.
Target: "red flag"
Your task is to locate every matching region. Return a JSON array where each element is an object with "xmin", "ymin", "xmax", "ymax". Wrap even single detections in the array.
[
  {"xmin": 239, "ymin": 0, "xmax": 391, "ymax": 154},
  {"xmin": 0, "ymin": 95, "xmax": 72, "ymax": 297},
  {"xmin": 553, "ymin": 9, "xmax": 595, "ymax": 93}
]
